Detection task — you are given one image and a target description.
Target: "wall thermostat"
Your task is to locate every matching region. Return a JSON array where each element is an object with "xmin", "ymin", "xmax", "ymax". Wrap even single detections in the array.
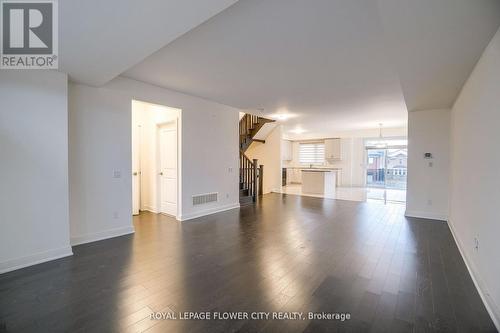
[{"xmin": 424, "ymin": 152, "xmax": 433, "ymax": 159}]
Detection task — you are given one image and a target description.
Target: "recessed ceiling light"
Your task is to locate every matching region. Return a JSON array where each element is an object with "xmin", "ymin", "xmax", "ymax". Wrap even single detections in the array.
[
  {"xmin": 268, "ymin": 113, "xmax": 297, "ymax": 121},
  {"xmin": 275, "ymin": 114, "xmax": 290, "ymax": 120},
  {"xmin": 290, "ymin": 128, "xmax": 306, "ymax": 134}
]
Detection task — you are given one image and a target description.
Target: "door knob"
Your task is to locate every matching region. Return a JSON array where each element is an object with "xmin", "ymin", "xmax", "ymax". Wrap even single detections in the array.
[
  {"xmin": 133, "ymin": 172, "xmax": 138, "ymax": 176},
  {"xmin": 159, "ymin": 172, "xmax": 163, "ymax": 176}
]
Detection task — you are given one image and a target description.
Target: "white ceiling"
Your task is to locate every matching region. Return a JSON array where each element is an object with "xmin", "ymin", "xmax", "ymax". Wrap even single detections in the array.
[
  {"xmin": 377, "ymin": 0, "xmax": 500, "ymax": 111},
  {"xmin": 65, "ymin": 0, "xmax": 500, "ymax": 136},
  {"xmin": 124, "ymin": 0, "xmax": 409, "ymax": 135},
  {"xmin": 59, "ymin": 0, "xmax": 238, "ymax": 86}
]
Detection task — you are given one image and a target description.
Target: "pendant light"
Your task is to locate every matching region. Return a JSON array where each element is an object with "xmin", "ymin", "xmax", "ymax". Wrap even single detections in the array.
[{"xmin": 375, "ymin": 123, "xmax": 387, "ymax": 148}]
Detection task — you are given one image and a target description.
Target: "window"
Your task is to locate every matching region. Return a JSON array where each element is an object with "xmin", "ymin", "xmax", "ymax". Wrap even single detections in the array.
[{"xmin": 299, "ymin": 143, "xmax": 325, "ymax": 165}]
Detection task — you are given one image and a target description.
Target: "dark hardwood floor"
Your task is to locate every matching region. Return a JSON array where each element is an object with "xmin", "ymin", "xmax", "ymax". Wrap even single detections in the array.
[{"xmin": 0, "ymin": 194, "xmax": 496, "ymax": 332}]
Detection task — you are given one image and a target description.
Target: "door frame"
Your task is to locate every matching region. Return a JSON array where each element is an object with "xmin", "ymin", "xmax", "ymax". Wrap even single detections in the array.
[
  {"xmin": 156, "ymin": 119, "xmax": 180, "ymax": 219},
  {"xmin": 132, "ymin": 122, "xmax": 142, "ymax": 215},
  {"xmin": 131, "ymin": 99, "xmax": 182, "ymax": 221}
]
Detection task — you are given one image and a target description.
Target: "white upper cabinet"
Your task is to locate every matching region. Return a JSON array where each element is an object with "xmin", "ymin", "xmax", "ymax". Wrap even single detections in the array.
[
  {"xmin": 281, "ymin": 140, "xmax": 293, "ymax": 161},
  {"xmin": 324, "ymin": 138, "xmax": 341, "ymax": 160}
]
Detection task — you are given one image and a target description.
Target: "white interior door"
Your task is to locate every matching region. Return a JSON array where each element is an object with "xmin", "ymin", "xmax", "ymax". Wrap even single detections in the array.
[
  {"xmin": 159, "ymin": 122, "xmax": 177, "ymax": 216},
  {"xmin": 132, "ymin": 124, "xmax": 141, "ymax": 215}
]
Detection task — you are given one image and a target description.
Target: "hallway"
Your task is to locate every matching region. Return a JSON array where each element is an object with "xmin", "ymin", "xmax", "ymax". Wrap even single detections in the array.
[{"xmin": 0, "ymin": 194, "xmax": 494, "ymax": 332}]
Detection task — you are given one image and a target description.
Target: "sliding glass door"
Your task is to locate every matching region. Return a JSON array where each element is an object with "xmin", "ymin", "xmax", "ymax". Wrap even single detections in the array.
[
  {"xmin": 366, "ymin": 149, "xmax": 387, "ymax": 188},
  {"xmin": 365, "ymin": 145, "xmax": 407, "ymax": 203},
  {"xmin": 385, "ymin": 148, "xmax": 407, "ymax": 191}
]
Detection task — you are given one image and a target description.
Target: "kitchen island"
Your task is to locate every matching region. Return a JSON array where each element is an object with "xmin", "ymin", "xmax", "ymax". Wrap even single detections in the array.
[{"xmin": 301, "ymin": 169, "xmax": 337, "ymax": 195}]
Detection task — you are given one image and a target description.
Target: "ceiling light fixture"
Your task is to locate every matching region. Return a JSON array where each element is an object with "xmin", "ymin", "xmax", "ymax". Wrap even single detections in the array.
[
  {"xmin": 275, "ymin": 114, "xmax": 290, "ymax": 120},
  {"xmin": 375, "ymin": 123, "xmax": 387, "ymax": 148},
  {"xmin": 268, "ymin": 113, "xmax": 296, "ymax": 121},
  {"xmin": 290, "ymin": 128, "xmax": 306, "ymax": 134}
]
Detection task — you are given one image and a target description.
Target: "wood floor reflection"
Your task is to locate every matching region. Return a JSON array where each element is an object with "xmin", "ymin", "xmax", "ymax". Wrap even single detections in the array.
[{"xmin": 0, "ymin": 193, "xmax": 495, "ymax": 332}]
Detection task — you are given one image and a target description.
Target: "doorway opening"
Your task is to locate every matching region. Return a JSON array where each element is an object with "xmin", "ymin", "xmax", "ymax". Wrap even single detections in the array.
[
  {"xmin": 365, "ymin": 138, "xmax": 407, "ymax": 203},
  {"xmin": 132, "ymin": 100, "xmax": 181, "ymax": 220}
]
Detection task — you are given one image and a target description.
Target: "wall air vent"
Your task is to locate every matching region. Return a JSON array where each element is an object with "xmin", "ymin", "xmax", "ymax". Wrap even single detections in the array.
[{"xmin": 192, "ymin": 192, "xmax": 218, "ymax": 206}]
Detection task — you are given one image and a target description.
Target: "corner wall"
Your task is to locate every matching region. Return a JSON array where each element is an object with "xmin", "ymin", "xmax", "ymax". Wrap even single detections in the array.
[
  {"xmin": 448, "ymin": 27, "xmax": 500, "ymax": 327},
  {"xmin": 69, "ymin": 76, "xmax": 240, "ymax": 244},
  {"xmin": 0, "ymin": 71, "xmax": 72, "ymax": 273},
  {"xmin": 406, "ymin": 109, "xmax": 450, "ymax": 221}
]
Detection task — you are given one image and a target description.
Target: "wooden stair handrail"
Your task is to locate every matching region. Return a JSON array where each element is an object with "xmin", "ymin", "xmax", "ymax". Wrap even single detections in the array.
[
  {"xmin": 239, "ymin": 150, "xmax": 259, "ymax": 202},
  {"xmin": 239, "ymin": 113, "xmax": 273, "ymax": 203}
]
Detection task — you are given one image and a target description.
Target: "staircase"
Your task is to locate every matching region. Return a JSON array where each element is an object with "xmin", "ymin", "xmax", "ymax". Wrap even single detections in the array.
[
  {"xmin": 239, "ymin": 113, "xmax": 275, "ymax": 205},
  {"xmin": 239, "ymin": 114, "xmax": 275, "ymax": 151}
]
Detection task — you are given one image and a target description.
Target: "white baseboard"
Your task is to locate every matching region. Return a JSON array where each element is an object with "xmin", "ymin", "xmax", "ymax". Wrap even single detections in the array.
[
  {"xmin": 0, "ymin": 246, "xmax": 73, "ymax": 274},
  {"xmin": 141, "ymin": 205, "xmax": 158, "ymax": 214},
  {"xmin": 447, "ymin": 221, "xmax": 500, "ymax": 330},
  {"xmin": 405, "ymin": 210, "xmax": 448, "ymax": 221},
  {"xmin": 179, "ymin": 203, "xmax": 240, "ymax": 221},
  {"xmin": 71, "ymin": 225, "xmax": 135, "ymax": 246}
]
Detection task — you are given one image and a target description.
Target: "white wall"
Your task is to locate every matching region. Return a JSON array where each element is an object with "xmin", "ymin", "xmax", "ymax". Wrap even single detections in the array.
[
  {"xmin": 69, "ymin": 76, "xmax": 240, "ymax": 244},
  {"xmin": 0, "ymin": 71, "xmax": 72, "ymax": 273},
  {"xmin": 406, "ymin": 109, "xmax": 450, "ymax": 221},
  {"xmin": 448, "ymin": 27, "xmax": 500, "ymax": 327},
  {"xmin": 245, "ymin": 125, "xmax": 282, "ymax": 194}
]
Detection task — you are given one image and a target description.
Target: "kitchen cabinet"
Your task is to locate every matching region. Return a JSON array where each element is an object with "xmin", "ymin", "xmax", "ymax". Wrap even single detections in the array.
[
  {"xmin": 289, "ymin": 168, "xmax": 302, "ymax": 183},
  {"xmin": 286, "ymin": 169, "xmax": 293, "ymax": 184},
  {"xmin": 324, "ymin": 138, "xmax": 341, "ymax": 160},
  {"xmin": 302, "ymin": 170, "xmax": 337, "ymax": 195},
  {"xmin": 281, "ymin": 140, "xmax": 293, "ymax": 161},
  {"xmin": 286, "ymin": 168, "xmax": 301, "ymax": 184}
]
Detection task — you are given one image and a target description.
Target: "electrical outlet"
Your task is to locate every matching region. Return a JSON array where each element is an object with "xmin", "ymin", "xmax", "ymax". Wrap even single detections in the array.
[
  {"xmin": 474, "ymin": 237, "xmax": 479, "ymax": 251},
  {"xmin": 428, "ymin": 161, "xmax": 433, "ymax": 167},
  {"xmin": 427, "ymin": 199, "xmax": 432, "ymax": 206},
  {"xmin": 226, "ymin": 193, "xmax": 229, "ymax": 199},
  {"xmin": 113, "ymin": 211, "xmax": 119, "ymax": 219},
  {"xmin": 113, "ymin": 170, "xmax": 122, "ymax": 178}
]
